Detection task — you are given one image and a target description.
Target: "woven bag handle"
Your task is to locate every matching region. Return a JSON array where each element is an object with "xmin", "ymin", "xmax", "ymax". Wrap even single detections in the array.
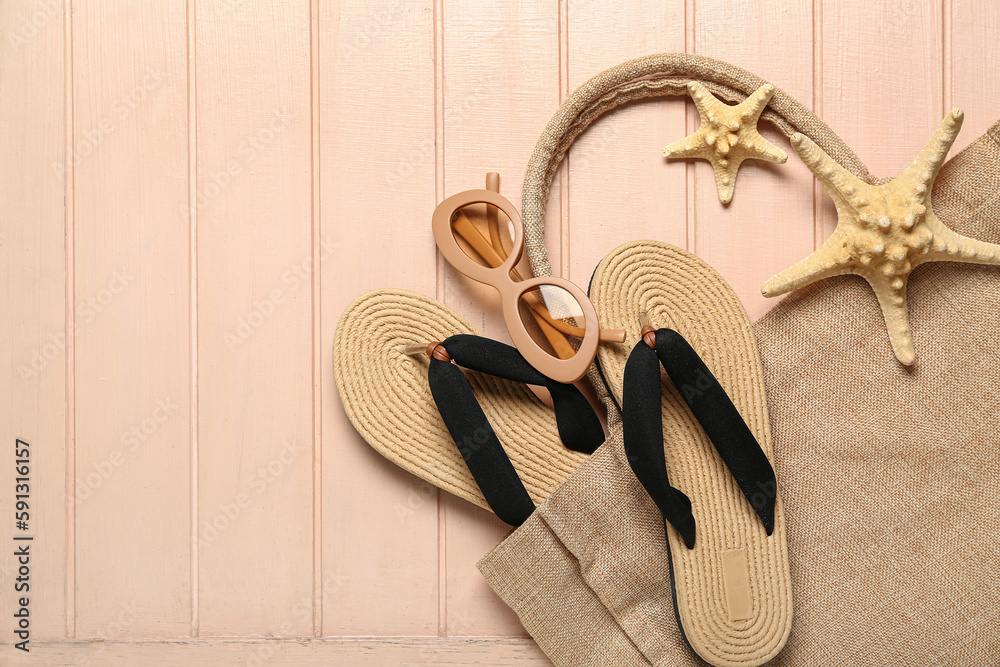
[{"xmin": 520, "ymin": 52, "xmax": 876, "ymax": 278}]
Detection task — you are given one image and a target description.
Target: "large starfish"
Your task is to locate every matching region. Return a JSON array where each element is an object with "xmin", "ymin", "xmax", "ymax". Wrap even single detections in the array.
[
  {"xmin": 663, "ymin": 82, "xmax": 787, "ymax": 204},
  {"xmin": 762, "ymin": 109, "xmax": 1000, "ymax": 365}
]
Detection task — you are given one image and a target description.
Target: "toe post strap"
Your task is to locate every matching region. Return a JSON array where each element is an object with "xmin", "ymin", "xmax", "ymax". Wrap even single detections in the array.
[
  {"xmin": 623, "ymin": 340, "xmax": 698, "ymax": 549},
  {"xmin": 428, "ymin": 350, "xmax": 535, "ymax": 527},
  {"xmin": 440, "ymin": 335, "xmax": 604, "ymax": 455},
  {"xmin": 623, "ymin": 326, "xmax": 777, "ymax": 547},
  {"xmin": 425, "ymin": 334, "xmax": 605, "ymax": 526}
]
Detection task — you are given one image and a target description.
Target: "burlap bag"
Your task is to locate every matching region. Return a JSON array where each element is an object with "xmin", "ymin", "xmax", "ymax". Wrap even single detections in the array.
[{"xmin": 479, "ymin": 54, "xmax": 1000, "ymax": 666}]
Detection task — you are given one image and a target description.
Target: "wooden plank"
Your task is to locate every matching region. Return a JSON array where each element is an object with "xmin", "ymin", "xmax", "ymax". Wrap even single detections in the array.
[
  {"xmin": 0, "ymin": 0, "xmax": 67, "ymax": 640},
  {"xmin": 320, "ymin": 0, "xmax": 441, "ymax": 635},
  {"xmin": 8, "ymin": 637, "xmax": 551, "ymax": 666},
  {"xmin": 440, "ymin": 0, "xmax": 561, "ymax": 637},
  {"xmin": 950, "ymin": 1, "xmax": 1000, "ymax": 153},
  {"xmin": 693, "ymin": 0, "xmax": 817, "ymax": 322},
  {"xmin": 194, "ymin": 0, "xmax": 314, "ymax": 635},
  {"xmin": 820, "ymin": 0, "xmax": 943, "ymax": 237},
  {"xmin": 566, "ymin": 1, "xmax": 688, "ymax": 290},
  {"xmin": 71, "ymin": 0, "xmax": 192, "ymax": 636}
]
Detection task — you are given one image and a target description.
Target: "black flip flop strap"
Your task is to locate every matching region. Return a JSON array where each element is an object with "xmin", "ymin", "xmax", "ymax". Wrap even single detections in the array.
[
  {"xmin": 623, "ymin": 340, "xmax": 697, "ymax": 548},
  {"xmin": 442, "ymin": 335, "xmax": 604, "ymax": 455},
  {"xmin": 426, "ymin": 335, "xmax": 604, "ymax": 527},
  {"xmin": 653, "ymin": 328, "xmax": 776, "ymax": 535},
  {"xmin": 429, "ymin": 357, "xmax": 534, "ymax": 526}
]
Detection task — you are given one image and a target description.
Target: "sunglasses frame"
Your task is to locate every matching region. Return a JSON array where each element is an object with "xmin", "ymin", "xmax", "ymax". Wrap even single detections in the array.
[{"xmin": 432, "ymin": 188, "xmax": 601, "ymax": 383}]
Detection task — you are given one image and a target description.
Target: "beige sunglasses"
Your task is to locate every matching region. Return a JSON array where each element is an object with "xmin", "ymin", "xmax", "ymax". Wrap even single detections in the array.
[{"xmin": 431, "ymin": 174, "xmax": 625, "ymax": 383}]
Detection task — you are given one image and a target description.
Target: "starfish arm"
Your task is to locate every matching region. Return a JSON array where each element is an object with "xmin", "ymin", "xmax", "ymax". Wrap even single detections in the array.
[
  {"xmin": 711, "ymin": 160, "xmax": 741, "ymax": 205},
  {"xmin": 686, "ymin": 82, "xmax": 718, "ymax": 126},
  {"xmin": 736, "ymin": 84, "xmax": 776, "ymax": 126},
  {"xmin": 663, "ymin": 129, "xmax": 710, "ymax": 160},
  {"xmin": 865, "ymin": 272, "xmax": 916, "ymax": 365},
  {"xmin": 789, "ymin": 133, "xmax": 869, "ymax": 209},
  {"xmin": 744, "ymin": 131, "xmax": 788, "ymax": 164},
  {"xmin": 761, "ymin": 232, "xmax": 854, "ymax": 297},
  {"xmin": 922, "ymin": 216, "xmax": 1000, "ymax": 265},
  {"xmin": 898, "ymin": 109, "xmax": 964, "ymax": 191}
]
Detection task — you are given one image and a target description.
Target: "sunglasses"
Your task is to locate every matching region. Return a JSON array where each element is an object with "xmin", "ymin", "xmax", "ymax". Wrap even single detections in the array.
[{"xmin": 431, "ymin": 174, "xmax": 625, "ymax": 383}]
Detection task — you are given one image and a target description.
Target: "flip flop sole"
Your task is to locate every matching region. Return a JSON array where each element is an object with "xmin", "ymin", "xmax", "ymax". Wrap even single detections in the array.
[
  {"xmin": 333, "ymin": 288, "xmax": 590, "ymax": 513},
  {"xmin": 590, "ymin": 241, "xmax": 792, "ymax": 667}
]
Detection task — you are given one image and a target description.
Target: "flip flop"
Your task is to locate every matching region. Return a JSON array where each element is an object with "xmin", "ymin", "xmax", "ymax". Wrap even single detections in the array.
[
  {"xmin": 333, "ymin": 288, "xmax": 604, "ymax": 525},
  {"xmin": 588, "ymin": 240, "xmax": 793, "ymax": 667}
]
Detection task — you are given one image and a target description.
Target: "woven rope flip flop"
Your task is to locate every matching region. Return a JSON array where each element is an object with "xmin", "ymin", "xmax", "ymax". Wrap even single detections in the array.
[
  {"xmin": 589, "ymin": 240, "xmax": 792, "ymax": 667},
  {"xmin": 333, "ymin": 288, "xmax": 603, "ymax": 522}
]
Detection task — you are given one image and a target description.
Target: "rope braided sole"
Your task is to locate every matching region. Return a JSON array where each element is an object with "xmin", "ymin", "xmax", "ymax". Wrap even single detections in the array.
[
  {"xmin": 332, "ymin": 288, "xmax": 590, "ymax": 513},
  {"xmin": 585, "ymin": 241, "xmax": 792, "ymax": 667}
]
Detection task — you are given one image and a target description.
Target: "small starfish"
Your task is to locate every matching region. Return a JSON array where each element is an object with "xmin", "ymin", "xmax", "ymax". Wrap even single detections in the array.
[
  {"xmin": 663, "ymin": 82, "xmax": 787, "ymax": 204},
  {"xmin": 762, "ymin": 109, "xmax": 1000, "ymax": 365}
]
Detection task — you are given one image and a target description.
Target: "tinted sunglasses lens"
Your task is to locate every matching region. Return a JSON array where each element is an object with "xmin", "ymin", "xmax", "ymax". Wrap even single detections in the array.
[
  {"xmin": 517, "ymin": 284, "xmax": 587, "ymax": 361},
  {"xmin": 450, "ymin": 202, "xmax": 515, "ymax": 269}
]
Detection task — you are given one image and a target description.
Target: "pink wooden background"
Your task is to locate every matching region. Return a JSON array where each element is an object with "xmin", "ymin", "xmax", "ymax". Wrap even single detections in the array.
[{"xmin": 1, "ymin": 0, "xmax": 996, "ymax": 664}]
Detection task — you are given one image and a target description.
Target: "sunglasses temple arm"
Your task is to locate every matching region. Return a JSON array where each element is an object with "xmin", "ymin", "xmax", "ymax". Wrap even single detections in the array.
[
  {"xmin": 522, "ymin": 289, "xmax": 625, "ymax": 343},
  {"xmin": 599, "ymin": 328, "xmax": 627, "ymax": 343},
  {"xmin": 535, "ymin": 313, "xmax": 578, "ymax": 360},
  {"xmin": 485, "ymin": 172, "xmax": 504, "ymax": 254},
  {"xmin": 451, "ymin": 212, "xmax": 509, "ymax": 268},
  {"xmin": 453, "ymin": 210, "xmax": 530, "ymax": 285}
]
